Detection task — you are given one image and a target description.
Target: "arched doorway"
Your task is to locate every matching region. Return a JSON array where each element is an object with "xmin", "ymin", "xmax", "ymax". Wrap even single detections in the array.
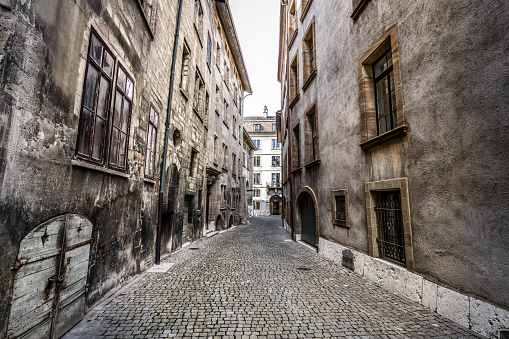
[
  {"xmin": 229, "ymin": 214, "xmax": 233, "ymax": 228},
  {"xmin": 299, "ymin": 192, "xmax": 317, "ymax": 246},
  {"xmin": 7, "ymin": 214, "xmax": 93, "ymax": 339},
  {"xmin": 216, "ymin": 215, "xmax": 223, "ymax": 230},
  {"xmin": 270, "ymin": 195, "xmax": 282, "ymax": 215}
]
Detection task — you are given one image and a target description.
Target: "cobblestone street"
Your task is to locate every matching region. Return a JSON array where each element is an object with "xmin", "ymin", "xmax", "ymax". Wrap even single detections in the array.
[{"xmin": 64, "ymin": 216, "xmax": 483, "ymax": 338}]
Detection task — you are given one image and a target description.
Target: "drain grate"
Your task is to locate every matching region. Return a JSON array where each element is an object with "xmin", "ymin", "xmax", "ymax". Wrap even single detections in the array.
[
  {"xmin": 296, "ymin": 267, "xmax": 311, "ymax": 271},
  {"xmin": 189, "ymin": 247, "xmax": 200, "ymax": 250}
]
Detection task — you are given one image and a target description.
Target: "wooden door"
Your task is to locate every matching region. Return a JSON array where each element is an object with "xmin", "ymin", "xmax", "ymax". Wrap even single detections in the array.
[{"xmin": 7, "ymin": 214, "xmax": 92, "ymax": 338}]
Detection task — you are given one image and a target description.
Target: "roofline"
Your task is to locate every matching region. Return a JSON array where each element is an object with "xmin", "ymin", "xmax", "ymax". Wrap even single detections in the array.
[
  {"xmin": 216, "ymin": 1, "xmax": 252, "ymax": 93},
  {"xmin": 243, "ymin": 128, "xmax": 257, "ymax": 150}
]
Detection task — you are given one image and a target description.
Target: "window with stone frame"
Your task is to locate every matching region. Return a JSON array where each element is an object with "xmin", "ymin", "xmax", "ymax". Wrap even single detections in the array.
[
  {"xmin": 223, "ymin": 100, "xmax": 229, "ymax": 127},
  {"xmin": 288, "ymin": 0, "xmax": 298, "ymax": 47},
  {"xmin": 332, "ymin": 189, "xmax": 349, "ymax": 227},
  {"xmin": 271, "ymin": 139, "xmax": 281, "ymax": 150},
  {"xmin": 189, "ymin": 148, "xmax": 198, "ymax": 177},
  {"xmin": 206, "ymin": 33, "xmax": 212, "ymax": 69},
  {"xmin": 300, "ymin": 0, "xmax": 313, "ymax": 21},
  {"xmin": 358, "ymin": 24, "xmax": 406, "ymax": 150},
  {"xmin": 289, "ymin": 53, "xmax": 299, "ymax": 107},
  {"xmin": 304, "ymin": 103, "xmax": 319, "ymax": 165},
  {"xmin": 137, "ymin": 0, "xmax": 158, "ymax": 34},
  {"xmin": 254, "ymin": 156, "xmax": 261, "ymax": 167},
  {"xmin": 204, "ymin": 91, "xmax": 209, "ymax": 123},
  {"xmin": 291, "ymin": 123, "xmax": 301, "ymax": 170},
  {"xmin": 233, "ymin": 117, "xmax": 237, "ymax": 138},
  {"xmin": 272, "ymin": 123, "xmax": 277, "ymax": 131},
  {"xmin": 254, "ymin": 173, "xmax": 261, "ymax": 185},
  {"xmin": 194, "ymin": 0, "xmax": 203, "ymax": 43},
  {"xmin": 271, "ymin": 173, "xmax": 281, "ymax": 186},
  {"xmin": 180, "ymin": 42, "xmax": 191, "ymax": 94},
  {"xmin": 76, "ymin": 29, "xmax": 115, "ymax": 166},
  {"xmin": 302, "ymin": 17, "xmax": 316, "ymax": 90},
  {"xmin": 232, "ymin": 153, "xmax": 236, "ymax": 175},
  {"xmin": 216, "ymin": 43, "xmax": 221, "ymax": 69},
  {"xmin": 254, "ymin": 189, "xmax": 260, "ymax": 197},
  {"xmin": 224, "ymin": 62, "xmax": 230, "ymax": 88},
  {"xmin": 223, "ymin": 144, "xmax": 229, "ymax": 170},
  {"xmin": 213, "ymin": 135, "xmax": 218, "ymax": 164},
  {"xmin": 109, "ymin": 63, "xmax": 134, "ymax": 171},
  {"xmin": 215, "ymin": 85, "xmax": 220, "ymax": 114},
  {"xmin": 254, "ymin": 124, "xmax": 261, "ymax": 132},
  {"xmin": 193, "ymin": 70, "xmax": 205, "ymax": 117},
  {"xmin": 255, "ymin": 201, "xmax": 261, "ymax": 210},
  {"xmin": 144, "ymin": 105, "xmax": 158, "ymax": 179}
]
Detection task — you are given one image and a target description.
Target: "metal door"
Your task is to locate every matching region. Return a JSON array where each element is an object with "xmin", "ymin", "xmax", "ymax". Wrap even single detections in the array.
[
  {"xmin": 300, "ymin": 193, "xmax": 316, "ymax": 246},
  {"xmin": 7, "ymin": 214, "xmax": 93, "ymax": 339}
]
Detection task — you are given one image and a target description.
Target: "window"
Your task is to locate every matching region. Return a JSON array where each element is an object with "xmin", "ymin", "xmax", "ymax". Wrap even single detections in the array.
[
  {"xmin": 358, "ymin": 25, "xmax": 406, "ymax": 150},
  {"xmin": 109, "ymin": 64, "xmax": 134, "ymax": 170},
  {"xmin": 253, "ymin": 139, "xmax": 260, "ymax": 150},
  {"xmin": 289, "ymin": 0, "xmax": 298, "ymax": 47},
  {"xmin": 180, "ymin": 42, "xmax": 191, "ymax": 93},
  {"xmin": 215, "ymin": 85, "xmax": 220, "ymax": 114},
  {"xmin": 373, "ymin": 50, "xmax": 396, "ymax": 135},
  {"xmin": 223, "ymin": 144, "xmax": 229, "ymax": 169},
  {"xmin": 189, "ymin": 149, "xmax": 198, "ymax": 177},
  {"xmin": 77, "ymin": 30, "xmax": 115, "ymax": 165},
  {"xmin": 204, "ymin": 91, "xmax": 209, "ymax": 122},
  {"xmin": 254, "ymin": 124, "xmax": 261, "ymax": 132},
  {"xmin": 254, "ymin": 173, "xmax": 261, "ymax": 185},
  {"xmin": 255, "ymin": 201, "xmax": 261, "ymax": 210},
  {"xmin": 272, "ymin": 124, "xmax": 277, "ymax": 131},
  {"xmin": 233, "ymin": 117, "xmax": 237, "ymax": 138},
  {"xmin": 292, "ymin": 124, "xmax": 301, "ymax": 170},
  {"xmin": 272, "ymin": 156, "xmax": 280, "ymax": 167},
  {"xmin": 365, "ymin": 178, "xmax": 414, "ymax": 270},
  {"xmin": 144, "ymin": 105, "xmax": 158, "ymax": 179},
  {"xmin": 232, "ymin": 153, "xmax": 237, "ymax": 174},
  {"xmin": 223, "ymin": 100, "xmax": 229, "ymax": 126},
  {"xmin": 332, "ymin": 189, "xmax": 349, "ymax": 227},
  {"xmin": 213, "ymin": 135, "xmax": 218, "ymax": 164},
  {"xmin": 302, "ymin": 18, "xmax": 316, "ymax": 90},
  {"xmin": 300, "ymin": 0, "xmax": 313, "ymax": 21},
  {"xmin": 216, "ymin": 43, "xmax": 221, "ymax": 69},
  {"xmin": 221, "ymin": 185, "xmax": 226, "ymax": 206},
  {"xmin": 254, "ymin": 156, "xmax": 261, "ymax": 167},
  {"xmin": 194, "ymin": 0, "xmax": 203, "ymax": 42},
  {"xmin": 271, "ymin": 173, "xmax": 280, "ymax": 186},
  {"xmin": 271, "ymin": 139, "xmax": 281, "ymax": 150},
  {"xmin": 305, "ymin": 104, "xmax": 319, "ymax": 165},
  {"xmin": 254, "ymin": 189, "xmax": 260, "ymax": 197},
  {"xmin": 206, "ymin": 33, "xmax": 212, "ymax": 68},
  {"xmin": 289, "ymin": 53, "xmax": 299, "ymax": 107},
  {"xmin": 224, "ymin": 62, "xmax": 230, "ymax": 88},
  {"xmin": 193, "ymin": 71, "xmax": 204, "ymax": 117}
]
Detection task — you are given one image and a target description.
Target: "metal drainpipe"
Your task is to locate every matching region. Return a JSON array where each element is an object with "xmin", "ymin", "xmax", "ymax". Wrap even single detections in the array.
[{"xmin": 156, "ymin": 0, "xmax": 184, "ymax": 265}]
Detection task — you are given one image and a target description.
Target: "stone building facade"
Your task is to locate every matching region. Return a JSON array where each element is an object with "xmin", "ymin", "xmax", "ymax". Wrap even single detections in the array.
[
  {"xmin": 0, "ymin": 0, "xmax": 250, "ymax": 337},
  {"xmin": 278, "ymin": 0, "xmax": 509, "ymax": 337},
  {"xmin": 244, "ymin": 107, "xmax": 283, "ymax": 216}
]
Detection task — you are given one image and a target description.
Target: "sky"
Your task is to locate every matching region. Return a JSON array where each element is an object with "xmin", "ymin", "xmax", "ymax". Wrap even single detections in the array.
[{"xmin": 229, "ymin": 0, "xmax": 282, "ymax": 117}]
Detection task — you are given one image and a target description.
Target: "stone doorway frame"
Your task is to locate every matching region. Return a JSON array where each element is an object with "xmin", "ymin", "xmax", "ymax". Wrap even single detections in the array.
[{"xmin": 294, "ymin": 186, "xmax": 320, "ymax": 248}]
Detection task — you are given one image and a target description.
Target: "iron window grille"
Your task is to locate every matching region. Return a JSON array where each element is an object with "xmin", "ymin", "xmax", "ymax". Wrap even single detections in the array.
[
  {"xmin": 373, "ymin": 49, "xmax": 396, "ymax": 135},
  {"xmin": 374, "ymin": 191, "xmax": 406, "ymax": 264}
]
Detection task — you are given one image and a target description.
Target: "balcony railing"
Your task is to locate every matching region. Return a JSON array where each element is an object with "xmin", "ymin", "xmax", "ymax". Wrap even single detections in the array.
[{"xmin": 266, "ymin": 181, "xmax": 281, "ymax": 188}]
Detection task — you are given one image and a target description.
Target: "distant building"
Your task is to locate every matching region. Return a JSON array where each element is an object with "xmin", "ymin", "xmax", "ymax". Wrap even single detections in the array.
[
  {"xmin": 244, "ymin": 106, "xmax": 282, "ymax": 216},
  {"xmin": 277, "ymin": 0, "xmax": 509, "ymax": 337},
  {"xmin": 242, "ymin": 128, "xmax": 257, "ymax": 220}
]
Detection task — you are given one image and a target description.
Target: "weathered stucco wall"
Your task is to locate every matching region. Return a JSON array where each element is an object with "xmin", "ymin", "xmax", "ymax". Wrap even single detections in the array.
[{"xmin": 283, "ymin": 0, "xmax": 509, "ymax": 316}]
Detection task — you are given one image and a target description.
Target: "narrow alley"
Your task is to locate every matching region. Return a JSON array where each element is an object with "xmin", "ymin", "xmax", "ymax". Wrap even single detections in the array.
[{"xmin": 64, "ymin": 216, "xmax": 482, "ymax": 339}]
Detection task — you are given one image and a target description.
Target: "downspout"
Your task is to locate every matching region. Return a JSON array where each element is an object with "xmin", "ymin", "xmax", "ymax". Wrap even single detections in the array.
[{"xmin": 156, "ymin": 0, "xmax": 184, "ymax": 265}]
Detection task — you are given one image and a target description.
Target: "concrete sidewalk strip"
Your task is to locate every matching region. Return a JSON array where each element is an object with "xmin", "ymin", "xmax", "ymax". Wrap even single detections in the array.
[{"xmin": 63, "ymin": 216, "xmax": 484, "ymax": 339}]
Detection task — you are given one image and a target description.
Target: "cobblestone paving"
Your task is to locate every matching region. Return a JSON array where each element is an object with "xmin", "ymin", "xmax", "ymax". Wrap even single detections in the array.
[{"xmin": 64, "ymin": 216, "xmax": 483, "ymax": 338}]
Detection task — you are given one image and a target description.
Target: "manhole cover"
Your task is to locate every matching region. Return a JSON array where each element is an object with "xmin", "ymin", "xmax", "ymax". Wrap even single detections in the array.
[{"xmin": 296, "ymin": 267, "xmax": 311, "ymax": 271}]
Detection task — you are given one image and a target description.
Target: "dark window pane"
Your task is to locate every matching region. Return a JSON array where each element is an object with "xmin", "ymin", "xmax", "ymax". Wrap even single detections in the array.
[
  {"xmin": 83, "ymin": 65, "xmax": 98, "ymax": 110},
  {"xmin": 78, "ymin": 108, "xmax": 94, "ymax": 155},
  {"xmin": 121, "ymin": 99, "xmax": 130, "ymax": 133},
  {"xmin": 118, "ymin": 133, "xmax": 126, "ymax": 166},
  {"xmin": 109, "ymin": 128, "xmax": 119, "ymax": 165},
  {"xmin": 373, "ymin": 54, "xmax": 386, "ymax": 79},
  {"xmin": 92, "ymin": 118, "xmax": 105, "ymax": 159},
  {"xmin": 89, "ymin": 34, "xmax": 103, "ymax": 65},
  {"xmin": 117, "ymin": 67, "xmax": 126, "ymax": 91},
  {"xmin": 113, "ymin": 91, "xmax": 122, "ymax": 128},
  {"xmin": 103, "ymin": 50, "xmax": 114, "ymax": 78},
  {"xmin": 96, "ymin": 76, "xmax": 110, "ymax": 119}
]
